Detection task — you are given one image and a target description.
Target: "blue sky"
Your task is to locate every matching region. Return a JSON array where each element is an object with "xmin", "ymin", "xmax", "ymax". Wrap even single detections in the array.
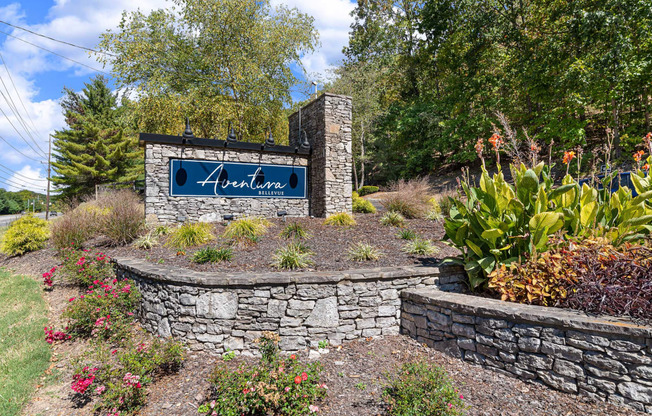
[{"xmin": 0, "ymin": 0, "xmax": 355, "ymax": 193}]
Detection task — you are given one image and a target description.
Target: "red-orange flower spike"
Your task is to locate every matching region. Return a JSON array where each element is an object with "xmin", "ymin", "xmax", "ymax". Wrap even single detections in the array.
[
  {"xmin": 634, "ymin": 150, "xmax": 645, "ymax": 162},
  {"xmin": 488, "ymin": 133, "xmax": 503, "ymax": 150},
  {"xmin": 643, "ymin": 163, "xmax": 650, "ymax": 172},
  {"xmin": 563, "ymin": 151, "xmax": 576, "ymax": 164}
]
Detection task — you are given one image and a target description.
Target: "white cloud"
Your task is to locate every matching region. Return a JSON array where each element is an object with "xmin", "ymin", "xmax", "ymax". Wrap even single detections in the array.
[{"xmin": 6, "ymin": 164, "xmax": 48, "ymax": 193}]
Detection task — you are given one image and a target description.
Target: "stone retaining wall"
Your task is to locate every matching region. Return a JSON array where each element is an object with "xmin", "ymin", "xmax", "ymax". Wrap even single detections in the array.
[
  {"xmin": 114, "ymin": 258, "xmax": 465, "ymax": 353},
  {"xmin": 401, "ymin": 289, "xmax": 652, "ymax": 413}
]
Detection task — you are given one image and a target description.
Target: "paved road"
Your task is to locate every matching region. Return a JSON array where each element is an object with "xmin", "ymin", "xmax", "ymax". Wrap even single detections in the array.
[{"xmin": 0, "ymin": 211, "xmax": 51, "ymax": 228}]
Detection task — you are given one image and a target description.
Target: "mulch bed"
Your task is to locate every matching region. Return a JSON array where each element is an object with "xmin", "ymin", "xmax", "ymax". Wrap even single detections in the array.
[
  {"xmin": 107, "ymin": 213, "xmax": 460, "ymax": 272},
  {"xmin": 1, "ymin": 248, "xmax": 646, "ymax": 416}
]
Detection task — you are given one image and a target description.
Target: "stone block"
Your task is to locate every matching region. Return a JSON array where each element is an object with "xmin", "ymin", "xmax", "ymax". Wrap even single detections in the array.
[
  {"xmin": 618, "ymin": 382, "xmax": 652, "ymax": 405},
  {"xmin": 587, "ymin": 376, "xmax": 617, "ymax": 394},
  {"xmin": 196, "ymin": 292, "xmax": 238, "ymax": 319},
  {"xmin": 553, "ymin": 359, "xmax": 585, "ymax": 379},
  {"xmin": 516, "ymin": 353, "xmax": 554, "ymax": 371},
  {"xmin": 541, "ymin": 341, "xmax": 583, "ymax": 362},
  {"xmin": 538, "ymin": 371, "xmax": 578, "ymax": 393},
  {"xmin": 266, "ymin": 299, "xmax": 288, "ymax": 318},
  {"xmin": 457, "ymin": 338, "xmax": 476, "ymax": 351},
  {"xmin": 518, "ymin": 337, "xmax": 541, "ymax": 353},
  {"xmin": 584, "ymin": 352, "xmax": 628, "ymax": 373},
  {"xmin": 451, "ymin": 323, "xmax": 475, "ymax": 339}
]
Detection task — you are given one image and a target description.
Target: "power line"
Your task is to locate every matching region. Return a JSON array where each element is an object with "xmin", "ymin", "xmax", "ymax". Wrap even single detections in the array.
[
  {"xmin": 0, "ymin": 85, "xmax": 48, "ymax": 157},
  {"xmin": 0, "ymin": 51, "xmax": 43, "ymax": 141},
  {"xmin": 0, "ymin": 163, "xmax": 46, "ymax": 185},
  {"xmin": 0, "ymin": 171, "xmax": 46, "ymax": 192},
  {"xmin": 0, "ymin": 29, "xmax": 110, "ymax": 75},
  {"xmin": 0, "ymin": 105, "xmax": 48, "ymax": 158},
  {"xmin": 0, "ymin": 133, "xmax": 45, "ymax": 162},
  {"xmin": 0, "ymin": 20, "xmax": 116, "ymax": 57}
]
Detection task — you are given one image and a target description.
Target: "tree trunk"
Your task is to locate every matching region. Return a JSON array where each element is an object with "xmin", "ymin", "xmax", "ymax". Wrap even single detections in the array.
[
  {"xmin": 645, "ymin": 87, "xmax": 650, "ymax": 131},
  {"xmin": 360, "ymin": 123, "xmax": 365, "ymax": 188},
  {"xmin": 353, "ymin": 154, "xmax": 359, "ymax": 191},
  {"xmin": 611, "ymin": 98, "xmax": 621, "ymax": 158}
]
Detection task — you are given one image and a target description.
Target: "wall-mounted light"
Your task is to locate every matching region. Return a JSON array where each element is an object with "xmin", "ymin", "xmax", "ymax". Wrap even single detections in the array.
[
  {"xmin": 223, "ymin": 214, "xmax": 234, "ymax": 221},
  {"xmin": 277, "ymin": 210, "xmax": 287, "ymax": 222}
]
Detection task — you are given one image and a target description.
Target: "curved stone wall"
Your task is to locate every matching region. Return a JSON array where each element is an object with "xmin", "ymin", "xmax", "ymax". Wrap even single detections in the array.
[
  {"xmin": 401, "ymin": 289, "xmax": 652, "ymax": 413},
  {"xmin": 114, "ymin": 258, "xmax": 465, "ymax": 353}
]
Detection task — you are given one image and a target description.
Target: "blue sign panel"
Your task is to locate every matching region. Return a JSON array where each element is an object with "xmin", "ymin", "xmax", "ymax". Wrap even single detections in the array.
[{"xmin": 169, "ymin": 159, "xmax": 307, "ymax": 198}]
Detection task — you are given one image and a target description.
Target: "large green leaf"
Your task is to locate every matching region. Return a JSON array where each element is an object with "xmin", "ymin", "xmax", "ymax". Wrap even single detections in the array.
[
  {"xmin": 465, "ymin": 239, "xmax": 484, "ymax": 257},
  {"xmin": 481, "ymin": 228, "xmax": 504, "ymax": 247},
  {"xmin": 529, "ymin": 212, "xmax": 564, "ymax": 235}
]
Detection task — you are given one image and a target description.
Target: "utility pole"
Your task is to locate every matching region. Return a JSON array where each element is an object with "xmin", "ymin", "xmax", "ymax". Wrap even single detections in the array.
[{"xmin": 46, "ymin": 134, "xmax": 52, "ymax": 220}]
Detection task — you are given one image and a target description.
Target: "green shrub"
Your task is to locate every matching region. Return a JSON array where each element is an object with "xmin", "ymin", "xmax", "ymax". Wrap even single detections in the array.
[
  {"xmin": 280, "ymin": 222, "xmax": 309, "ymax": 239},
  {"xmin": 444, "ymin": 156, "xmax": 652, "ymax": 290},
  {"xmin": 348, "ymin": 242, "xmax": 383, "ymax": 261},
  {"xmin": 383, "ymin": 361, "xmax": 465, "ymax": 416},
  {"xmin": 222, "ymin": 217, "xmax": 270, "ymax": 245},
  {"xmin": 380, "ymin": 211, "xmax": 405, "ymax": 227},
  {"xmin": 56, "ymin": 248, "xmax": 114, "ymax": 287},
  {"xmin": 198, "ymin": 331, "xmax": 326, "ymax": 416},
  {"xmin": 397, "ymin": 228, "xmax": 417, "ymax": 240},
  {"xmin": 166, "ymin": 222, "xmax": 214, "ymax": 249},
  {"xmin": 154, "ymin": 225, "xmax": 170, "ymax": 236},
  {"xmin": 192, "ymin": 246, "xmax": 233, "ymax": 264},
  {"xmin": 381, "ymin": 178, "xmax": 432, "ymax": 218},
  {"xmin": 133, "ymin": 232, "xmax": 158, "ymax": 250},
  {"xmin": 63, "ymin": 276, "xmax": 140, "ymax": 341},
  {"xmin": 324, "ymin": 212, "xmax": 356, "ymax": 227},
  {"xmin": 272, "ymin": 242, "xmax": 314, "ymax": 269},
  {"xmin": 357, "ymin": 186, "xmax": 379, "ymax": 196},
  {"xmin": 99, "ymin": 190, "xmax": 144, "ymax": 246},
  {"xmin": 1, "ymin": 215, "xmax": 49, "ymax": 256},
  {"xmin": 403, "ymin": 239, "xmax": 439, "ymax": 256},
  {"xmin": 352, "ymin": 194, "xmax": 377, "ymax": 213}
]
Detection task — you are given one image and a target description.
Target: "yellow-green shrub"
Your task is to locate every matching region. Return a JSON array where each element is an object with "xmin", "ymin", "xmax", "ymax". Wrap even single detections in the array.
[
  {"xmin": 222, "ymin": 217, "xmax": 271, "ymax": 245},
  {"xmin": 1, "ymin": 215, "xmax": 49, "ymax": 256},
  {"xmin": 166, "ymin": 222, "xmax": 215, "ymax": 249},
  {"xmin": 324, "ymin": 212, "xmax": 356, "ymax": 226},
  {"xmin": 352, "ymin": 193, "xmax": 376, "ymax": 214}
]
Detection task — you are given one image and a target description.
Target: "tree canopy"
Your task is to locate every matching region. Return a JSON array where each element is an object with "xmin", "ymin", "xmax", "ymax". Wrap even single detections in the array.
[
  {"xmin": 52, "ymin": 76, "xmax": 142, "ymax": 200},
  {"xmin": 328, "ymin": 0, "xmax": 652, "ymax": 183},
  {"xmin": 97, "ymin": 0, "xmax": 319, "ymax": 142}
]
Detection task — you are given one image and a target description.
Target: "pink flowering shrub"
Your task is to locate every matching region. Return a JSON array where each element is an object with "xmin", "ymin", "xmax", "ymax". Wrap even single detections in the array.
[
  {"xmin": 198, "ymin": 332, "xmax": 326, "ymax": 416},
  {"xmin": 382, "ymin": 361, "xmax": 466, "ymax": 416},
  {"xmin": 73, "ymin": 338, "xmax": 184, "ymax": 415},
  {"xmin": 44, "ymin": 326, "xmax": 71, "ymax": 344},
  {"xmin": 57, "ymin": 247, "xmax": 114, "ymax": 286},
  {"xmin": 42, "ymin": 267, "xmax": 56, "ymax": 287},
  {"xmin": 62, "ymin": 276, "xmax": 140, "ymax": 340}
]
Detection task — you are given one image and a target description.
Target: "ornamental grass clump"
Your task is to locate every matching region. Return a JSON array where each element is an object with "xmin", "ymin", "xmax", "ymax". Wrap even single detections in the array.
[
  {"xmin": 383, "ymin": 361, "xmax": 466, "ymax": 416},
  {"xmin": 280, "ymin": 222, "xmax": 309, "ymax": 239},
  {"xmin": 381, "ymin": 177, "xmax": 433, "ymax": 219},
  {"xmin": 198, "ymin": 331, "xmax": 326, "ymax": 416},
  {"xmin": 396, "ymin": 228, "xmax": 417, "ymax": 240},
  {"xmin": 380, "ymin": 211, "xmax": 405, "ymax": 227},
  {"xmin": 348, "ymin": 242, "xmax": 383, "ymax": 261},
  {"xmin": 166, "ymin": 222, "xmax": 214, "ymax": 249},
  {"xmin": 192, "ymin": 246, "xmax": 233, "ymax": 264},
  {"xmin": 133, "ymin": 232, "xmax": 158, "ymax": 250},
  {"xmin": 272, "ymin": 242, "xmax": 313, "ymax": 270},
  {"xmin": 223, "ymin": 217, "xmax": 270, "ymax": 245},
  {"xmin": 1, "ymin": 214, "xmax": 49, "ymax": 256},
  {"xmin": 352, "ymin": 192, "xmax": 376, "ymax": 213},
  {"xmin": 99, "ymin": 190, "xmax": 145, "ymax": 246},
  {"xmin": 324, "ymin": 212, "xmax": 356, "ymax": 227},
  {"xmin": 403, "ymin": 239, "xmax": 439, "ymax": 256}
]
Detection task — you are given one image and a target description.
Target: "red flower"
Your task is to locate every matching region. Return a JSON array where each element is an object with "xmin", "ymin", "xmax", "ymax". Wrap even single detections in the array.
[
  {"xmin": 634, "ymin": 150, "xmax": 645, "ymax": 162},
  {"xmin": 301, "ymin": 372, "xmax": 308, "ymax": 381},
  {"xmin": 643, "ymin": 163, "xmax": 650, "ymax": 172},
  {"xmin": 488, "ymin": 133, "xmax": 503, "ymax": 150},
  {"xmin": 294, "ymin": 376, "xmax": 302, "ymax": 384},
  {"xmin": 563, "ymin": 151, "xmax": 576, "ymax": 164},
  {"xmin": 289, "ymin": 354, "xmax": 296, "ymax": 360}
]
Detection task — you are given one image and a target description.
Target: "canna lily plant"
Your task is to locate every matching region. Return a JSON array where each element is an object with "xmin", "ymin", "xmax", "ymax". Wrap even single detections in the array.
[{"xmin": 444, "ymin": 134, "xmax": 652, "ymax": 291}]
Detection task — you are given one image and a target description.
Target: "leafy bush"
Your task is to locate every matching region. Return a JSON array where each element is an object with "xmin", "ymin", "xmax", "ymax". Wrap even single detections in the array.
[
  {"xmin": 166, "ymin": 222, "xmax": 214, "ymax": 249},
  {"xmin": 133, "ymin": 232, "xmax": 158, "ymax": 250},
  {"xmin": 56, "ymin": 248, "xmax": 114, "ymax": 287},
  {"xmin": 348, "ymin": 242, "xmax": 383, "ymax": 261},
  {"xmin": 380, "ymin": 211, "xmax": 405, "ymax": 227},
  {"xmin": 192, "ymin": 246, "xmax": 233, "ymax": 264},
  {"xmin": 1, "ymin": 215, "xmax": 49, "ymax": 256},
  {"xmin": 397, "ymin": 229, "xmax": 417, "ymax": 240},
  {"xmin": 323, "ymin": 212, "xmax": 356, "ymax": 227},
  {"xmin": 352, "ymin": 193, "xmax": 377, "ymax": 213},
  {"xmin": 198, "ymin": 331, "xmax": 326, "ymax": 416},
  {"xmin": 381, "ymin": 178, "xmax": 432, "ymax": 218},
  {"xmin": 490, "ymin": 240, "xmax": 652, "ymax": 321},
  {"xmin": 72, "ymin": 338, "xmax": 184, "ymax": 415},
  {"xmin": 99, "ymin": 190, "xmax": 145, "ymax": 246},
  {"xmin": 154, "ymin": 225, "xmax": 170, "ymax": 236},
  {"xmin": 444, "ymin": 159, "xmax": 652, "ymax": 290},
  {"xmin": 357, "ymin": 185, "xmax": 379, "ymax": 196},
  {"xmin": 383, "ymin": 361, "xmax": 465, "ymax": 416},
  {"xmin": 63, "ymin": 276, "xmax": 140, "ymax": 341},
  {"xmin": 272, "ymin": 242, "xmax": 314, "ymax": 270},
  {"xmin": 222, "ymin": 217, "xmax": 270, "ymax": 245},
  {"xmin": 403, "ymin": 239, "xmax": 439, "ymax": 256},
  {"xmin": 280, "ymin": 222, "xmax": 309, "ymax": 239}
]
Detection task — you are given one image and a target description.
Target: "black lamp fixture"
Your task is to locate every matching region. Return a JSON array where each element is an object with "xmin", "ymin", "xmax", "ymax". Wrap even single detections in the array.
[
  {"xmin": 225, "ymin": 122, "xmax": 237, "ymax": 146},
  {"xmin": 296, "ymin": 130, "xmax": 310, "ymax": 152},
  {"xmin": 265, "ymin": 129, "xmax": 275, "ymax": 147},
  {"xmin": 223, "ymin": 214, "xmax": 234, "ymax": 222},
  {"xmin": 182, "ymin": 117, "xmax": 194, "ymax": 143},
  {"xmin": 277, "ymin": 210, "xmax": 288, "ymax": 222}
]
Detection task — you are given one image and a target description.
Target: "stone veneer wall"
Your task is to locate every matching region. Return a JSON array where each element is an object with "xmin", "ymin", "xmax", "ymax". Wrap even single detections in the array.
[
  {"xmin": 401, "ymin": 289, "xmax": 652, "ymax": 413},
  {"xmin": 114, "ymin": 258, "xmax": 464, "ymax": 353},
  {"xmin": 144, "ymin": 143, "xmax": 310, "ymax": 224},
  {"xmin": 288, "ymin": 93, "xmax": 353, "ymax": 217}
]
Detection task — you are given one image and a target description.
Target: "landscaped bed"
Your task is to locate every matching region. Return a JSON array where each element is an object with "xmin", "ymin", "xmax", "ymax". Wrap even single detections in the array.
[{"xmin": 107, "ymin": 213, "xmax": 459, "ymax": 272}]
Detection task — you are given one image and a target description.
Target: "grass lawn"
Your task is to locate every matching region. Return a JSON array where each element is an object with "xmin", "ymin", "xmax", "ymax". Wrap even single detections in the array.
[{"xmin": 0, "ymin": 268, "xmax": 50, "ymax": 416}]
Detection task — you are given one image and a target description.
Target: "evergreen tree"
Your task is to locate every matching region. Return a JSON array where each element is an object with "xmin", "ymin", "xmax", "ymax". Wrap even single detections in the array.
[{"xmin": 52, "ymin": 76, "xmax": 142, "ymax": 200}]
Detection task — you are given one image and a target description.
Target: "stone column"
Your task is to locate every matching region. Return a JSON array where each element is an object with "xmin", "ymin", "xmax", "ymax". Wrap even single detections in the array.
[{"xmin": 288, "ymin": 93, "xmax": 352, "ymax": 217}]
